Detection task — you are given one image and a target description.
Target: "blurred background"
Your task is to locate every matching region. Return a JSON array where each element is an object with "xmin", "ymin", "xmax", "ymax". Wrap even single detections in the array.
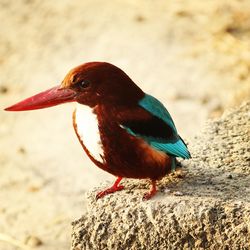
[{"xmin": 1, "ymin": 0, "xmax": 249, "ymax": 249}]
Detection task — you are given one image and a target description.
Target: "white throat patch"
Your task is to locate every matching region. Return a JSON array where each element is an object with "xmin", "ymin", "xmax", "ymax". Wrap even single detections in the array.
[{"xmin": 75, "ymin": 104, "xmax": 104, "ymax": 163}]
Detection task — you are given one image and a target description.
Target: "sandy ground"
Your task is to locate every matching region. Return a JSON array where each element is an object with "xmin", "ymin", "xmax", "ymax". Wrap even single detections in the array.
[{"xmin": 0, "ymin": 1, "xmax": 249, "ymax": 249}]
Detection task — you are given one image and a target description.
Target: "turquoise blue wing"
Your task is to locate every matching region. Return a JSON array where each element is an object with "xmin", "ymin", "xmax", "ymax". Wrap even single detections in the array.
[
  {"xmin": 149, "ymin": 137, "xmax": 191, "ymax": 159},
  {"xmin": 139, "ymin": 94, "xmax": 177, "ymax": 133},
  {"xmin": 121, "ymin": 94, "xmax": 191, "ymax": 159}
]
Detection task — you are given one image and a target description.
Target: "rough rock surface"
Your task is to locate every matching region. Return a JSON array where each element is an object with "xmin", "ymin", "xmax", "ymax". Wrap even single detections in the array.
[{"xmin": 71, "ymin": 102, "xmax": 250, "ymax": 250}]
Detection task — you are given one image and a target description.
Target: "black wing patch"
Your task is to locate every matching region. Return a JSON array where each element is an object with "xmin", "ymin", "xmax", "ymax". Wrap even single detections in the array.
[{"xmin": 121, "ymin": 115, "xmax": 176, "ymax": 141}]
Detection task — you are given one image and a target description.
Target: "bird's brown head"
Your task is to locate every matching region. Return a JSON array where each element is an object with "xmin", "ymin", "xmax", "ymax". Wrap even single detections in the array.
[{"xmin": 5, "ymin": 62, "xmax": 144, "ymax": 111}]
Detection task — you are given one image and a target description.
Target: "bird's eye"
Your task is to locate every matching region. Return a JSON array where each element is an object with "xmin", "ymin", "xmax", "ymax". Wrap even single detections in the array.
[{"xmin": 77, "ymin": 80, "xmax": 90, "ymax": 89}]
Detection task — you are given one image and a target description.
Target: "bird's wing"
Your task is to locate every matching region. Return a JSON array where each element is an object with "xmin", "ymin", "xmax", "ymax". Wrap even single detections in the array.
[{"xmin": 120, "ymin": 94, "xmax": 191, "ymax": 159}]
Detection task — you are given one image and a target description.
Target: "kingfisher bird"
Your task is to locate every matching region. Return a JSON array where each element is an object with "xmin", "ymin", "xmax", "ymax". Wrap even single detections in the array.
[{"xmin": 5, "ymin": 62, "xmax": 191, "ymax": 200}]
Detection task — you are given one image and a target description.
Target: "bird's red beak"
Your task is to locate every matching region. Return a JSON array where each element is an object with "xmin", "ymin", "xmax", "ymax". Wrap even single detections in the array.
[{"xmin": 4, "ymin": 85, "xmax": 76, "ymax": 111}]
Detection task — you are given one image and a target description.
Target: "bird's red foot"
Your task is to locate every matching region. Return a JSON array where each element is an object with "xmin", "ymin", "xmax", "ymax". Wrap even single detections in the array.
[
  {"xmin": 143, "ymin": 180, "xmax": 157, "ymax": 200},
  {"xmin": 96, "ymin": 185, "xmax": 124, "ymax": 199},
  {"xmin": 96, "ymin": 177, "xmax": 124, "ymax": 199}
]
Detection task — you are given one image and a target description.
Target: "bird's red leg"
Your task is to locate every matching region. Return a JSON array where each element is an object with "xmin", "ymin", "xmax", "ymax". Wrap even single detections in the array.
[
  {"xmin": 143, "ymin": 180, "xmax": 157, "ymax": 200},
  {"xmin": 96, "ymin": 177, "xmax": 124, "ymax": 199}
]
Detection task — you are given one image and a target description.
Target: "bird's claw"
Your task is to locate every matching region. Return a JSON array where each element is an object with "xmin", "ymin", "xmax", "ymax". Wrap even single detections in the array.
[
  {"xmin": 142, "ymin": 190, "xmax": 157, "ymax": 200},
  {"xmin": 96, "ymin": 185, "xmax": 124, "ymax": 199},
  {"xmin": 142, "ymin": 180, "xmax": 157, "ymax": 200}
]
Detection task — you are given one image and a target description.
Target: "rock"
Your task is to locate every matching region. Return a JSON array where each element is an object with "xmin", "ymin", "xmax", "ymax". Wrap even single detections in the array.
[
  {"xmin": 0, "ymin": 85, "xmax": 8, "ymax": 94},
  {"xmin": 71, "ymin": 102, "xmax": 250, "ymax": 250},
  {"xmin": 24, "ymin": 235, "xmax": 43, "ymax": 247}
]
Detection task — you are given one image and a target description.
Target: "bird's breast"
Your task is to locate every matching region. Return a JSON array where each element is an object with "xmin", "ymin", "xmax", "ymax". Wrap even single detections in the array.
[{"xmin": 73, "ymin": 104, "xmax": 104, "ymax": 163}]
